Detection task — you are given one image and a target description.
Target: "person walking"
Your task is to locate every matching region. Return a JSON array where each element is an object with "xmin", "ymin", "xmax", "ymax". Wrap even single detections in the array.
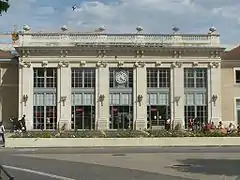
[
  {"xmin": 0, "ymin": 121, "xmax": 5, "ymax": 147},
  {"xmin": 19, "ymin": 115, "xmax": 26, "ymax": 132}
]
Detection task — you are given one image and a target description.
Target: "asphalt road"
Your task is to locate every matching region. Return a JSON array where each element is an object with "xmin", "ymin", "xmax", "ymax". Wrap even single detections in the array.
[{"xmin": 0, "ymin": 147, "xmax": 240, "ymax": 180}]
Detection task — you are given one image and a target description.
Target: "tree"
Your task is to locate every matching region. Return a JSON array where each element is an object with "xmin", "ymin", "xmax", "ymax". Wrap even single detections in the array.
[{"xmin": 0, "ymin": 0, "xmax": 10, "ymax": 16}]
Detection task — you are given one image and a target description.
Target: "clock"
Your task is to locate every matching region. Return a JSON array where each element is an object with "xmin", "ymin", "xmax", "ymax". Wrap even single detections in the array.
[{"xmin": 115, "ymin": 71, "xmax": 128, "ymax": 84}]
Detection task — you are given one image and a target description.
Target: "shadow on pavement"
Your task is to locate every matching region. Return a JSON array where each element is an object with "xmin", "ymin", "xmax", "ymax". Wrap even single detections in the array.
[{"xmin": 171, "ymin": 159, "xmax": 240, "ymax": 177}]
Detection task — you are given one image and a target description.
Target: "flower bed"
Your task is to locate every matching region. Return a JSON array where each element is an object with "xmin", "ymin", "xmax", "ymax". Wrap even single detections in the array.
[{"xmin": 9, "ymin": 129, "xmax": 240, "ymax": 138}]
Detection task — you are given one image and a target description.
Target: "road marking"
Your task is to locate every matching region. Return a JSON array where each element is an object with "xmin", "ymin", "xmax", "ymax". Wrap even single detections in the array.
[
  {"xmin": 3, "ymin": 165, "xmax": 76, "ymax": 180},
  {"xmin": 16, "ymin": 148, "xmax": 38, "ymax": 152}
]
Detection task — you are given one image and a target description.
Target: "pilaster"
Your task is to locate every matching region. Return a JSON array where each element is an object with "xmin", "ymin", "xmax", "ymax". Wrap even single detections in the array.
[
  {"xmin": 19, "ymin": 61, "xmax": 33, "ymax": 130},
  {"xmin": 57, "ymin": 61, "xmax": 71, "ymax": 130},
  {"xmin": 96, "ymin": 60, "xmax": 109, "ymax": 130},
  {"xmin": 172, "ymin": 62, "xmax": 184, "ymax": 128},
  {"xmin": 208, "ymin": 62, "xmax": 221, "ymax": 124},
  {"xmin": 134, "ymin": 63, "xmax": 147, "ymax": 130}
]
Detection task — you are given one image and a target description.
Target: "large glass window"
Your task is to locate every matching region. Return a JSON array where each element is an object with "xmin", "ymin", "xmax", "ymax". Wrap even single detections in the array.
[
  {"xmin": 147, "ymin": 68, "xmax": 170, "ymax": 129},
  {"xmin": 34, "ymin": 68, "xmax": 57, "ymax": 88},
  {"xmin": 72, "ymin": 68, "xmax": 95, "ymax": 88},
  {"xmin": 147, "ymin": 68, "xmax": 170, "ymax": 88},
  {"xmin": 33, "ymin": 93, "xmax": 57, "ymax": 130},
  {"xmin": 71, "ymin": 106, "xmax": 95, "ymax": 130},
  {"xmin": 109, "ymin": 68, "xmax": 133, "ymax": 129},
  {"xmin": 71, "ymin": 68, "xmax": 96, "ymax": 129},
  {"xmin": 184, "ymin": 68, "xmax": 207, "ymax": 88},
  {"xmin": 109, "ymin": 68, "xmax": 133, "ymax": 88},
  {"xmin": 184, "ymin": 93, "xmax": 208, "ymax": 128}
]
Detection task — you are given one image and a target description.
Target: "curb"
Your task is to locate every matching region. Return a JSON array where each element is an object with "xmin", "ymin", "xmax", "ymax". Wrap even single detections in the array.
[{"xmin": 5, "ymin": 137, "xmax": 240, "ymax": 148}]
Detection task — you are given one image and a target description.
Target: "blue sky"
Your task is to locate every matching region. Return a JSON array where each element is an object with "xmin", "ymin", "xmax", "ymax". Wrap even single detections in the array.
[{"xmin": 1, "ymin": 0, "xmax": 240, "ymax": 47}]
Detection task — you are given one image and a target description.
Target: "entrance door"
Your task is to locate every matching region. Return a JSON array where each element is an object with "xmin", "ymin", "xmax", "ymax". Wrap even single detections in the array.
[
  {"xmin": 71, "ymin": 106, "xmax": 95, "ymax": 130},
  {"xmin": 110, "ymin": 106, "xmax": 133, "ymax": 129},
  {"xmin": 147, "ymin": 106, "xmax": 170, "ymax": 129}
]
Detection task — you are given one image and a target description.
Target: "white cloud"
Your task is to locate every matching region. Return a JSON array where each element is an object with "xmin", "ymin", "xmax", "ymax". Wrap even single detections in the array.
[{"xmin": 1, "ymin": 0, "xmax": 240, "ymax": 44}]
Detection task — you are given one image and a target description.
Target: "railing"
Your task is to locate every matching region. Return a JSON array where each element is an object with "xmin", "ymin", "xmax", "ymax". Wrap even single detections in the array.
[{"xmin": 0, "ymin": 165, "xmax": 15, "ymax": 180}]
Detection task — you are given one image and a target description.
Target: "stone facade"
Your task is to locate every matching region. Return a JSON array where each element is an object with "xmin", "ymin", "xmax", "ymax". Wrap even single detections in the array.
[{"xmin": 13, "ymin": 30, "xmax": 223, "ymax": 130}]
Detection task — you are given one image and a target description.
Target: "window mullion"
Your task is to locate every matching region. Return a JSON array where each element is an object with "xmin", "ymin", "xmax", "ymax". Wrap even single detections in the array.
[{"xmin": 82, "ymin": 69, "xmax": 84, "ymax": 88}]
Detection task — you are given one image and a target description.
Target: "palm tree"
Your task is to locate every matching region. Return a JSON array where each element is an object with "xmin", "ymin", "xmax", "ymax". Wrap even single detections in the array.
[{"xmin": 0, "ymin": 0, "xmax": 10, "ymax": 16}]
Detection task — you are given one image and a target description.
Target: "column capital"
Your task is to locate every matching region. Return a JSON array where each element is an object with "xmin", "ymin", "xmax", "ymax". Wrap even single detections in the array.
[
  {"xmin": 58, "ymin": 61, "xmax": 69, "ymax": 68},
  {"xmin": 171, "ymin": 61, "xmax": 182, "ymax": 68},
  {"xmin": 134, "ymin": 61, "xmax": 145, "ymax": 68},
  {"xmin": 96, "ymin": 61, "xmax": 107, "ymax": 68},
  {"xmin": 208, "ymin": 62, "xmax": 220, "ymax": 68},
  {"xmin": 19, "ymin": 61, "xmax": 31, "ymax": 68}
]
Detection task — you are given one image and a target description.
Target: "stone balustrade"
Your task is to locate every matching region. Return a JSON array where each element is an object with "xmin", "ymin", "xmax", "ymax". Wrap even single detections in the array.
[{"xmin": 13, "ymin": 32, "xmax": 221, "ymax": 47}]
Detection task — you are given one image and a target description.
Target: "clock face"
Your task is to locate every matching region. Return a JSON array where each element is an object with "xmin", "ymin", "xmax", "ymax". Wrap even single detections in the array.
[{"xmin": 115, "ymin": 71, "xmax": 128, "ymax": 84}]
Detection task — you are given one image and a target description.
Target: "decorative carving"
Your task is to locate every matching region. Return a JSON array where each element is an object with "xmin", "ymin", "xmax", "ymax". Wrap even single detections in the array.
[
  {"xmin": 97, "ymin": 50, "xmax": 106, "ymax": 57},
  {"xmin": 42, "ymin": 61, "xmax": 48, "ymax": 67},
  {"xmin": 208, "ymin": 62, "xmax": 214, "ymax": 68},
  {"xmin": 135, "ymin": 50, "xmax": 144, "ymax": 58},
  {"xmin": 21, "ymin": 50, "xmax": 30, "ymax": 57},
  {"xmin": 19, "ymin": 61, "xmax": 31, "ymax": 68},
  {"xmin": 172, "ymin": 50, "xmax": 182, "ymax": 58},
  {"xmin": 155, "ymin": 61, "xmax": 161, "ymax": 67},
  {"xmin": 210, "ymin": 51, "xmax": 219, "ymax": 58},
  {"xmin": 192, "ymin": 62, "xmax": 198, "ymax": 67},
  {"xmin": 134, "ymin": 61, "xmax": 145, "ymax": 68},
  {"xmin": 79, "ymin": 61, "xmax": 86, "ymax": 67},
  {"xmin": 171, "ymin": 62, "xmax": 182, "ymax": 68},
  {"xmin": 60, "ymin": 50, "xmax": 68, "ymax": 57},
  {"xmin": 96, "ymin": 61, "xmax": 107, "ymax": 68},
  {"xmin": 138, "ymin": 61, "xmax": 145, "ymax": 67},
  {"xmin": 58, "ymin": 61, "xmax": 69, "ymax": 68},
  {"xmin": 117, "ymin": 61, "xmax": 124, "ymax": 67},
  {"xmin": 212, "ymin": 62, "xmax": 220, "ymax": 68},
  {"xmin": 133, "ymin": 62, "xmax": 139, "ymax": 68}
]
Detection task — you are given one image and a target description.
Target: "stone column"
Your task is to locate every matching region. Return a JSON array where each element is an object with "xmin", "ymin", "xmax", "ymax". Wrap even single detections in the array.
[
  {"xmin": 208, "ymin": 62, "xmax": 221, "ymax": 124},
  {"xmin": 19, "ymin": 61, "xmax": 33, "ymax": 130},
  {"xmin": 172, "ymin": 62, "xmax": 184, "ymax": 128},
  {"xmin": 134, "ymin": 63, "xmax": 147, "ymax": 130},
  {"xmin": 57, "ymin": 61, "xmax": 71, "ymax": 130},
  {"xmin": 96, "ymin": 61, "xmax": 109, "ymax": 130}
]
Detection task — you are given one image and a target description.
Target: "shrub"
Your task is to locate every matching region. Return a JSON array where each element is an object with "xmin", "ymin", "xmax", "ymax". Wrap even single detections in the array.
[{"xmin": 9, "ymin": 129, "xmax": 240, "ymax": 138}]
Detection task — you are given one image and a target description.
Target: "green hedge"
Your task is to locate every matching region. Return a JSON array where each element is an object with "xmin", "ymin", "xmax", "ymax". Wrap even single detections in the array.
[{"xmin": 9, "ymin": 129, "xmax": 240, "ymax": 138}]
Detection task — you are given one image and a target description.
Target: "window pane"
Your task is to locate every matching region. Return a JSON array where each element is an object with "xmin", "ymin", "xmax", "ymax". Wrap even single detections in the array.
[
  {"xmin": 159, "ymin": 69, "xmax": 170, "ymax": 88},
  {"xmin": 195, "ymin": 93, "xmax": 205, "ymax": 105},
  {"xmin": 149, "ymin": 93, "xmax": 157, "ymax": 105},
  {"xmin": 110, "ymin": 93, "xmax": 120, "ymax": 105},
  {"xmin": 45, "ymin": 93, "xmax": 56, "ymax": 106},
  {"xmin": 73, "ymin": 93, "xmax": 82, "ymax": 105},
  {"xmin": 147, "ymin": 69, "xmax": 157, "ymax": 88},
  {"xmin": 236, "ymin": 70, "xmax": 240, "ymax": 83},
  {"xmin": 158, "ymin": 93, "xmax": 168, "ymax": 105},
  {"xmin": 84, "ymin": 69, "xmax": 95, "ymax": 88},
  {"xmin": 185, "ymin": 93, "xmax": 194, "ymax": 105},
  {"xmin": 121, "ymin": 94, "xmax": 129, "ymax": 105}
]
